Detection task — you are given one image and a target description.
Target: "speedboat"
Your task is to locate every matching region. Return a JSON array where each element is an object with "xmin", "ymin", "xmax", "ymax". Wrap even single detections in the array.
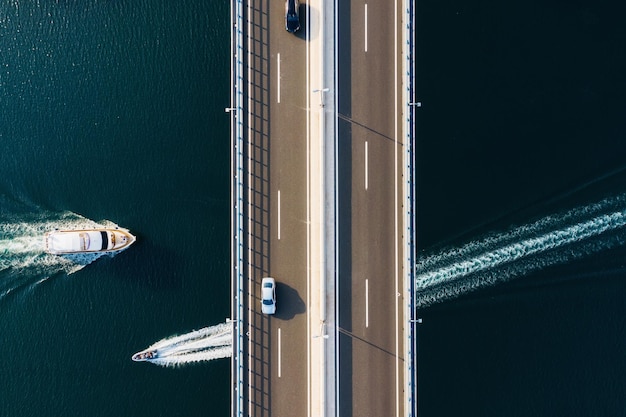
[
  {"xmin": 44, "ymin": 227, "xmax": 136, "ymax": 255},
  {"xmin": 131, "ymin": 349, "xmax": 158, "ymax": 362}
]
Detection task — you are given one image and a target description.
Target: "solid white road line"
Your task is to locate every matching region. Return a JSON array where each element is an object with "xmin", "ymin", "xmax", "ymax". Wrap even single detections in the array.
[
  {"xmin": 277, "ymin": 53, "xmax": 281, "ymax": 103},
  {"xmin": 365, "ymin": 279, "xmax": 369, "ymax": 328},
  {"xmin": 394, "ymin": 0, "xmax": 400, "ymax": 416},
  {"xmin": 278, "ymin": 327, "xmax": 282, "ymax": 378},
  {"xmin": 278, "ymin": 190, "xmax": 282, "ymax": 240},
  {"xmin": 364, "ymin": 4, "xmax": 368, "ymax": 52},
  {"xmin": 306, "ymin": 6, "xmax": 311, "ymax": 417},
  {"xmin": 365, "ymin": 141, "xmax": 369, "ymax": 190}
]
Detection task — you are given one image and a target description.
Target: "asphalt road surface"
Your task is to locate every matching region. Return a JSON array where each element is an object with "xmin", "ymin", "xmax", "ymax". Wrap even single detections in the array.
[
  {"xmin": 240, "ymin": 0, "xmax": 310, "ymax": 416},
  {"xmin": 337, "ymin": 0, "xmax": 407, "ymax": 416},
  {"xmin": 237, "ymin": 0, "xmax": 408, "ymax": 415}
]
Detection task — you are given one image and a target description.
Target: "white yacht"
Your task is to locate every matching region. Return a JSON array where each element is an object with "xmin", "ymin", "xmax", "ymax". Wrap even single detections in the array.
[{"xmin": 44, "ymin": 227, "xmax": 136, "ymax": 255}]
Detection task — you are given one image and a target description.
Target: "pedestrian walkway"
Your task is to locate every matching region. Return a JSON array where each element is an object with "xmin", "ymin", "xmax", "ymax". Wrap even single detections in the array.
[{"xmin": 307, "ymin": 0, "xmax": 336, "ymax": 415}]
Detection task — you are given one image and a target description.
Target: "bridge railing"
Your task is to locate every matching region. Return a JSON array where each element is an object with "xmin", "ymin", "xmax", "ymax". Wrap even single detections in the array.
[
  {"xmin": 403, "ymin": 0, "xmax": 418, "ymax": 415},
  {"xmin": 230, "ymin": 0, "xmax": 245, "ymax": 416}
]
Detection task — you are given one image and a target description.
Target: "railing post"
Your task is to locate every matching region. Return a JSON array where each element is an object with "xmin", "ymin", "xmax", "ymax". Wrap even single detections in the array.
[
  {"xmin": 403, "ymin": 0, "xmax": 418, "ymax": 415},
  {"xmin": 231, "ymin": 1, "xmax": 246, "ymax": 416}
]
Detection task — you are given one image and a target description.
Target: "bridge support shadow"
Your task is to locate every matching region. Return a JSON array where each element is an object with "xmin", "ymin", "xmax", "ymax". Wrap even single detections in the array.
[{"xmin": 240, "ymin": 0, "xmax": 273, "ymax": 416}]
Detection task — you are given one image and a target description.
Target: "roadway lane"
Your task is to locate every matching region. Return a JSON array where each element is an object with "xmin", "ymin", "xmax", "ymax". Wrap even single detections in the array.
[
  {"xmin": 241, "ymin": 0, "xmax": 310, "ymax": 416},
  {"xmin": 266, "ymin": 0, "xmax": 309, "ymax": 416},
  {"xmin": 338, "ymin": 0, "xmax": 406, "ymax": 416}
]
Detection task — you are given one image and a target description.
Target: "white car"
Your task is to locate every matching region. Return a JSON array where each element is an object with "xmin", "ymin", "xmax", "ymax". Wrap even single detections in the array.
[{"xmin": 261, "ymin": 277, "xmax": 277, "ymax": 315}]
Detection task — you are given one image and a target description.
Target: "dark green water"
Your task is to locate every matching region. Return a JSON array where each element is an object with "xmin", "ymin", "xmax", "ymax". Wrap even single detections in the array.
[
  {"xmin": 0, "ymin": 1, "xmax": 231, "ymax": 416},
  {"xmin": 416, "ymin": 1, "xmax": 626, "ymax": 415}
]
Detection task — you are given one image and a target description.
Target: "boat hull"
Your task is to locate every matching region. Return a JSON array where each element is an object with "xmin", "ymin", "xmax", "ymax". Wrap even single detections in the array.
[
  {"xmin": 44, "ymin": 228, "xmax": 136, "ymax": 255},
  {"xmin": 132, "ymin": 349, "xmax": 158, "ymax": 362}
]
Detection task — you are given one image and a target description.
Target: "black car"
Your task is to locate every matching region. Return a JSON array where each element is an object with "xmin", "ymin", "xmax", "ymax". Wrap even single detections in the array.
[{"xmin": 285, "ymin": 0, "xmax": 300, "ymax": 33}]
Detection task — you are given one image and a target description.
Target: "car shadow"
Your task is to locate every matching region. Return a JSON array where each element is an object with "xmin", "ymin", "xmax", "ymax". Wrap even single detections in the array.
[
  {"xmin": 274, "ymin": 282, "xmax": 306, "ymax": 320},
  {"xmin": 295, "ymin": 3, "xmax": 318, "ymax": 41}
]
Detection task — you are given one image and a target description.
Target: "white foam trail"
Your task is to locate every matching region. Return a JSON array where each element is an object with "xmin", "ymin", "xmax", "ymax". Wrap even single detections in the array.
[
  {"xmin": 416, "ymin": 194, "xmax": 626, "ymax": 274},
  {"xmin": 0, "ymin": 236, "xmax": 45, "ymax": 254},
  {"xmin": 0, "ymin": 213, "xmax": 126, "ymax": 299},
  {"xmin": 150, "ymin": 346, "xmax": 232, "ymax": 367},
  {"xmin": 416, "ymin": 196, "xmax": 626, "ymax": 307},
  {"xmin": 135, "ymin": 322, "xmax": 233, "ymax": 367},
  {"xmin": 416, "ymin": 211, "xmax": 626, "ymax": 288}
]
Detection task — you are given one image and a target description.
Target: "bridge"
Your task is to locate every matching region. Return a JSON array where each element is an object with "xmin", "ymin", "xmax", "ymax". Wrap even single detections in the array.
[{"xmin": 229, "ymin": 0, "xmax": 417, "ymax": 415}]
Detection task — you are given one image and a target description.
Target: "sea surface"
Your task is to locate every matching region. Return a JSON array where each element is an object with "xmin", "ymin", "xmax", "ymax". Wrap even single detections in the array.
[
  {"xmin": 416, "ymin": 1, "xmax": 626, "ymax": 416},
  {"xmin": 0, "ymin": 1, "xmax": 231, "ymax": 416}
]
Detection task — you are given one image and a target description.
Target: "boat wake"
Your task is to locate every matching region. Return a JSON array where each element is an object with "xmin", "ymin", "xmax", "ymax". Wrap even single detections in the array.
[
  {"xmin": 0, "ymin": 211, "xmax": 127, "ymax": 299},
  {"xmin": 416, "ymin": 194, "xmax": 626, "ymax": 307},
  {"xmin": 133, "ymin": 322, "xmax": 233, "ymax": 367}
]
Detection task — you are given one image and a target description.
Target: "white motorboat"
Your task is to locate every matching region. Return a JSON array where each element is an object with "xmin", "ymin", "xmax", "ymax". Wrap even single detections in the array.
[{"xmin": 131, "ymin": 349, "xmax": 158, "ymax": 362}]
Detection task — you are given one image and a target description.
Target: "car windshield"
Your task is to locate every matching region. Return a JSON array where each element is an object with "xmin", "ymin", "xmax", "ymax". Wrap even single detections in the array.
[
  {"xmin": 263, "ymin": 282, "xmax": 273, "ymax": 288},
  {"xmin": 263, "ymin": 299, "xmax": 273, "ymax": 305}
]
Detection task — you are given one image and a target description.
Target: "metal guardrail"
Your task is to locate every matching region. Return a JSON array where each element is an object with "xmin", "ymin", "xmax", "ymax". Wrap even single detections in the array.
[
  {"xmin": 404, "ymin": 0, "xmax": 418, "ymax": 416},
  {"xmin": 230, "ymin": 0, "xmax": 245, "ymax": 416}
]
